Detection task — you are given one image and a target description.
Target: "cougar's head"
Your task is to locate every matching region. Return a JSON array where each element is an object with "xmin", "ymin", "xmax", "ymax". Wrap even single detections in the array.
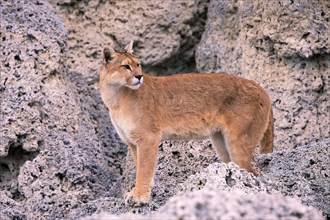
[{"xmin": 100, "ymin": 40, "xmax": 143, "ymax": 90}]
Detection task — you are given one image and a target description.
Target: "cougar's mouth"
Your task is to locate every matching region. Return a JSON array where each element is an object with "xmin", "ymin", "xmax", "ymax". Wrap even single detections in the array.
[
  {"xmin": 127, "ymin": 76, "xmax": 143, "ymax": 90},
  {"xmin": 127, "ymin": 83, "xmax": 141, "ymax": 90}
]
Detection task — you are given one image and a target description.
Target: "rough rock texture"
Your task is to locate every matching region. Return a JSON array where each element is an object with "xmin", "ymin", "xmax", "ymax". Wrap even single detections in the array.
[
  {"xmin": 84, "ymin": 189, "xmax": 323, "ymax": 220},
  {"xmin": 175, "ymin": 162, "xmax": 275, "ymax": 195},
  {"xmin": 196, "ymin": 0, "xmax": 330, "ymax": 149},
  {"xmin": 0, "ymin": 1, "xmax": 125, "ymax": 219},
  {"xmin": 1, "ymin": 0, "xmax": 329, "ymax": 220},
  {"xmin": 48, "ymin": 0, "xmax": 208, "ymax": 83},
  {"xmin": 259, "ymin": 138, "xmax": 330, "ymax": 217}
]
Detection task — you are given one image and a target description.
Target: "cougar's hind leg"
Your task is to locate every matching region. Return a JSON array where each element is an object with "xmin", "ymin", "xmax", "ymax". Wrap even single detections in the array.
[
  {"xmin": 228, "ymin": 139, "xmax": 257, "ymax": 175},
  {"xmin": 260, "ymin": 108, "xmax": 274, "ymax": 154},
  {"xmin": 210, "ymin": 132, "xmax": 231, "ymax": 163},
  {"xmin": 224, "ymin": 128, "xmax": 261, "ymax": 176}
]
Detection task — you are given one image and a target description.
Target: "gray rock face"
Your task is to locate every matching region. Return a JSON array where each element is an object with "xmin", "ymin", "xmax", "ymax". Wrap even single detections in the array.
[
  {"xmin": 196, "ymin": 0, "xmax": 330, "ymax": 149},
  {"xmin": 1, "ymin": 0, "xmax": 329, "ymax": 219},
  {"xmin": 49, "ymin": 0, "xmax": 208, "ymax": 82},
  {"xmin": 1, "ymin": 1, "xmax": 125, "ymax": 219},
  {"xmin": 0, "ymin": 0, "xmax": 66, "ymax": 157}
]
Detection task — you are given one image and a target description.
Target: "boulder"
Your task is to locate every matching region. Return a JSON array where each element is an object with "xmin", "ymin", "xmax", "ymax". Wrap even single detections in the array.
[
  {"xmin": 84, "ymin": 189, "xmax": 323, "ymax": 220},
  {"xmin": 49, "ymin": 0, "xmax": 208, "ymax": 82},
  {"xmin": 0, "ymin": 1, "xmax": 125, "ymax": 219}
]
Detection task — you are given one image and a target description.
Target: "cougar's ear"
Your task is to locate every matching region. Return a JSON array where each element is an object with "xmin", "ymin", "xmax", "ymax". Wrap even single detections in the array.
[
  {"xmin": 125, "ymin": 40, "xmax": 134, "ymax": 54},
  {"xmin": 103, "ymin": 47, "xmax": 116, "ymax": 63}
]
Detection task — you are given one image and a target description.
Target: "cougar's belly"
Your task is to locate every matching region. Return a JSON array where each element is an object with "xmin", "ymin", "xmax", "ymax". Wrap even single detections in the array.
[{"xmin": 161, "ymin": 127, "xmax": 211, "ymax": 142}]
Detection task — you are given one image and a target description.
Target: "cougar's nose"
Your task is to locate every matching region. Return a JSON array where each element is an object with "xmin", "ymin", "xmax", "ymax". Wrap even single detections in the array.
[{"xmin": 135, "ymin": 75, "xmax": 143, "ymax": 80}]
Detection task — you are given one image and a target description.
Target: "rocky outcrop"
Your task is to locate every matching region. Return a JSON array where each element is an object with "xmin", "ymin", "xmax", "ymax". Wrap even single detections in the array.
[
  {"xmin": 48, "ymin": 0, "xmax": 208, "ymax": 82},
  {"xmin": 1, "ymin": 1, "xmax": 125, "ymax": 219},
  {"xmin": 1, "ymin": 0, "xmax": 329, "ymax": 219},
  {"xmin": 84, "ymin": 189, "xmax": 323, "ymax": 220}
]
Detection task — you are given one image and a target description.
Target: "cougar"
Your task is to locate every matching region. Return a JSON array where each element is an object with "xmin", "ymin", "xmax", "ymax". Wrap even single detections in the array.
[{"xmin": 99, "ymin": 41, "xmax": 273, "ymax": 206}]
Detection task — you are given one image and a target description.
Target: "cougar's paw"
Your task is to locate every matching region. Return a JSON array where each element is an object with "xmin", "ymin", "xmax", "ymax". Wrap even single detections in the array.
[{"xmin": 124, "ymin": 188, "xmax": 150, "ymax": 207}]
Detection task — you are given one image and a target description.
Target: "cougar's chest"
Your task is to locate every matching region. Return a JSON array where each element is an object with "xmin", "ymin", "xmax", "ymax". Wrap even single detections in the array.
[{"xmin": 109, "ymin": 108, "xmax": 135, "ymax": 144}]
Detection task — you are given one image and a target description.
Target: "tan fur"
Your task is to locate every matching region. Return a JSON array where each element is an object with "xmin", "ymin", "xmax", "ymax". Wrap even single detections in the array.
[{"xmin": 99, "ymin": 42, "xmax": 273, "ymax": 206}]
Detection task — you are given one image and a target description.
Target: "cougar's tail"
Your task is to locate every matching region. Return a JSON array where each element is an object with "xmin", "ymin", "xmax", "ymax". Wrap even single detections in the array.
[{"xmin": 259, "ymin": 107, "xmax": 274, "ymax": 154}]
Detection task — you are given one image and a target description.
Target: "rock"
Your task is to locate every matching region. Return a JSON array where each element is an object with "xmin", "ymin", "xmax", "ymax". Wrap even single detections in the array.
[
  {"xmin": 84, "ymin": 189, "xmax": 323, "ymax": 220},
  {"xmin": 1, "ymin": 0, "xmax": 329, "ymax": 219},
  {"xmin": 0, "ymin": 1, "xmax": 125, "ymax": 219},
  {"xmin": 48, "ymin": 0, "xmax": 208, "ymax": 82},
  {"xmin": 175, "ymin": 162, "xmax": 275, "ymax": 195},
  {"xmin": 259, "ymin": 138, "xmax": 330, "ymax": 217},
  {"xmin": 196, "ymin": 0, "xmax": 330, "ymax": 149}
]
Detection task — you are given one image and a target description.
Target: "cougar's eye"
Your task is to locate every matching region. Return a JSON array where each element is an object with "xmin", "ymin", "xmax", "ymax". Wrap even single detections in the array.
[
  {"xmin": 122, "ymin": 64, "xmax": 131, "ymax": 71},
  {"xmin": 137, "ymin": 63, "xmax": 141, "ymax": 68}
]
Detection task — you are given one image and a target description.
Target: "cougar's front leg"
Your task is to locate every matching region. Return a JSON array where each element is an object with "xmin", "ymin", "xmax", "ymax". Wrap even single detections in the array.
[
  {"xmin": 125, "ymin": 137, "xmax": 159, "ymax": 206},
  {"xmin": 129, "ymin": 144, "xmax": 137, "ymax": 166}
]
